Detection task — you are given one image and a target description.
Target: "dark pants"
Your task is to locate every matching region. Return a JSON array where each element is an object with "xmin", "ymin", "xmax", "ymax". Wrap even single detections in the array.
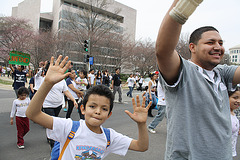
[
  {"xmin": 66, "ymin": 99, "xmax": 79, "ymax": 118},
  {"xmin": 139, "ymin": 83, "xmax": 143, "ymax": 91},
  {"xmin": 43, "ymin": 105, "xmax": 62, "ymax": 148},
  {"xmin": 43, "ymin": 105, "xmax": 62, "ymax": 117},
  {"xmin": 16, "ymin": 116, "xmax": 29, "ymax": 146}
]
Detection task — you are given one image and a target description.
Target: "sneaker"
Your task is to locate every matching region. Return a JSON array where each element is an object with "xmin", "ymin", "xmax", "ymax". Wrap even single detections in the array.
[
  {"xmin": 148, "ymin": 127, "xmax": 156, "ymax": 134},
  {"xmin": 17, "ymin": 145, "xmax": 25, "ymax": 149},
  {"xmin": 63, "ymin": 108, "xmax": 67, "ymax": 112}
]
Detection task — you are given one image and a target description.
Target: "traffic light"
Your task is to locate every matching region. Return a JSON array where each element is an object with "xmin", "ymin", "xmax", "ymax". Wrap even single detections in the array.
[
  {"xmin": 84, "ymin": 54, "xmax": 90, "ymax": 63},
  {"xmin": 84, "ymin": 40, "xmax": 89, "ymax": 52}
]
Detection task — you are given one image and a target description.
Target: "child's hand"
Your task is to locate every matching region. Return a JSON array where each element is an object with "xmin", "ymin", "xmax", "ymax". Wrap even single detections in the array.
[
  {"xmin": 125, "ymin": 95, "xmax": 152, "ymax": 124},
  {"xmin": 44, "ymin": 55, "xmax": 71, "ymax": 85},
  {"xmin": 10, "ymin": 119, "xmax": 13, "ymax": 125}
]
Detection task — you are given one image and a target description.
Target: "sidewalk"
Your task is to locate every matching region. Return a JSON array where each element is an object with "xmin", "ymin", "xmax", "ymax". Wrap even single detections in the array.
[{"xmin": 0, "ymin": 76, "xmax": 29, "ymax": 90}]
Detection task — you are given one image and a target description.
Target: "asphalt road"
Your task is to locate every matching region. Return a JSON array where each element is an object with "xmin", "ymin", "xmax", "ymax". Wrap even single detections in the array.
[
  {"xmin": 0, "ymin": 88, "xmax": 239, "ymax": 160},
  {"xmin": 0, "ymin": 88, "xmax": 166, "ymax": 160}
]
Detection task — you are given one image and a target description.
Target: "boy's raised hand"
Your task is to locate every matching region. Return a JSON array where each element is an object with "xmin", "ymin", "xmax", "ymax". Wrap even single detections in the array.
[
  {"xmin": 125, "ymin": 95, "xmax": 152, "ymax": 123},
  {"xmin": 45, "ymin": 55, "xmax": 71, "ymax": 85}
]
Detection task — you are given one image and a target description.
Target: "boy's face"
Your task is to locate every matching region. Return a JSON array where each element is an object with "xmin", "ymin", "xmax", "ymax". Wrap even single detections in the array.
[
  {"xmin": 81, "ymin": 94, "xmax": 112, "ymax": 133},
  {"xmin": 18, "ymin": 94, "xmax": 27, "ymax": 100}
]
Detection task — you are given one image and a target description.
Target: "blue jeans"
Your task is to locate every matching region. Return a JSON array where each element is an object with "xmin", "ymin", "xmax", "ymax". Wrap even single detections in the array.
[
  {"xmin": 127, "ymin": 86, "xmax": 133, "ymax": 97},
  {"xmin": 148, "ymin": 105, "xmax": 166, "ymax": 129},
  {"xmin": 145, "ymin": 93, "xmax": 157, "ymax": 108}
]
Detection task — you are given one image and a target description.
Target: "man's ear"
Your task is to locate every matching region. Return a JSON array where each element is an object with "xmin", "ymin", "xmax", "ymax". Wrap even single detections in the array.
[
  {"xmin": 189, "ymin": 43, "xmax": 196, "ymax": 54},
  {"xmin": 107, "ymin": 112, "xmax": 112, "ymax": 118},
  {"xmin": 80, "ymin": 104, "xmax": 85, "ymax": 115}
]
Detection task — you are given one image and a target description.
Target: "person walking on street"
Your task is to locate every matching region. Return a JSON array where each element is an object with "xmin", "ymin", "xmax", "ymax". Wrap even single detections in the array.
[
  {"xmin": 155, "ymin": 0, "xmax": 240, "ymax": 159},
  {"xmin": 147, "ymin": 81, "xmax": 166, "ymax": 134},
  {"xmin": 124, "ymin": 74, "xmax": 136, "ymax": 98},
  {"xmin": 9, "ymin": 64, "xmax": 29, "ymax": 97},
  {"xmin": 111, "ymin": 68, "xmax": 122, "ymax": 103},
  {"xmin": 95, "ymin": 70, "xmax": 102, "ymax": 85},
  {"xmin": 65, "ymin": 69, "xmax": 84, "ymax": 119},
  {"xmin": 102, "ymin": 70, "xmax": 110, "ymax": 87},
  {"xmin": 145, "ymin": 73, "xmax": 157, "ymax": 117},
  {"xmin": 10, "ymin": 87, "xmax": 30, "ymax": 149},
  {"xmin": 88, "ymin": 69, "xmax": 95, "ymax": 87}
]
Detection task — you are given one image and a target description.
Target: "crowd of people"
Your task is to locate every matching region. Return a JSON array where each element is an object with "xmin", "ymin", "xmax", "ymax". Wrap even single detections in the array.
[
  {"xmin": 7, "ymin": 0, "xmax": 240, "ymax": 159},
  {"xmin": 8, "ymin": 60, "xmax": 149, "ymax": 150}
]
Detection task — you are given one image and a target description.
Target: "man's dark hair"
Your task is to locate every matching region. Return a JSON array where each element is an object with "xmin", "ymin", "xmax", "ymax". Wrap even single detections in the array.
[
  {"xmin": 17, "ymin": 86, "xmax": 29, "ymax": 96},
  {"xmin": 115, "ymin": 68, "xmax": 119, "ymax": 72},
  {"xmin": 21, "ymin": 66, "xmax": 24, "ymax": 70},
  {"xmin": 189, "ymin": 26, "xmax": 219, "ymax": 45},
  {"xmin": 82, "ymin": 85, "xmax": 114, "ymax": 115},
  {"xmin": 89, "ymin": 69, "xmax": 94, "ymax": 73}
]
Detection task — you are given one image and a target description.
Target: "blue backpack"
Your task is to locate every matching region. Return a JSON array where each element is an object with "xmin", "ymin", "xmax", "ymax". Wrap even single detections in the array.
[{"xmin": 51, "ymin": 121, "xmax": 110, "ymax": 160}]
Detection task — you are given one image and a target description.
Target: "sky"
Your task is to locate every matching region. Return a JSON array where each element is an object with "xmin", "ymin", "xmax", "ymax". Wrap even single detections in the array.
[{"xmin": 1, "ymin": 0, "xmax": 240, "ymax": 51}]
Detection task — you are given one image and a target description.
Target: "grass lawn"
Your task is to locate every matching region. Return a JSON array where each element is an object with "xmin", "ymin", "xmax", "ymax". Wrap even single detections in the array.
[{"xmin": 0, "ymin": 79, "xmax": 12, "ymax": 85}]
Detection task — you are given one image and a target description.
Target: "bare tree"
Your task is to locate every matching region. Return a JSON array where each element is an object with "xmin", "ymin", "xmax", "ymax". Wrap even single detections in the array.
[
  {"xmin": 61, "ymin": 0, "xmax": 123, "ymax": 68},
  {"xmin": 131, "ymin": 38, "xmax": 157, "ymax": 75},
  {"xmin": 30, "ymin": 30, "xmax": 58, "ymax": 69},
  {"xmin": 0, "ymin": 17, "xmax": 33, "ymax": 64},
  {"xmin": 176, "ymin": 32, "xmax": 190, "ymax": 60}
]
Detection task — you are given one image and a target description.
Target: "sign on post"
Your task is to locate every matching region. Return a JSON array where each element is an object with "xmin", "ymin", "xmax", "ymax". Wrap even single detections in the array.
[
  {"xmin": 89, "ymin": 56, "xmax": 94, "ymax": 65},
  {"xmin": 9, "ymin": 51, "xmax": 30, "ymax": 66}
]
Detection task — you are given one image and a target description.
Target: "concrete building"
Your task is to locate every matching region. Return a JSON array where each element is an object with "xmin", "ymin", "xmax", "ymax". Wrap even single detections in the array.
[
  {"xmin": 229, "ymin": 44, "xmax": 240, "ymax": 64},
  {"xmin": 12, "ymin": 0, "xmax": 136, "ymax": 73}
]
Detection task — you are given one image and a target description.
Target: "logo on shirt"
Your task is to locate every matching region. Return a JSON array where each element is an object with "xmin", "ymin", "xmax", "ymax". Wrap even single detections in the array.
[{"xmin": 75, "ymin": 145, "xmax": 104, "ymax": 159}]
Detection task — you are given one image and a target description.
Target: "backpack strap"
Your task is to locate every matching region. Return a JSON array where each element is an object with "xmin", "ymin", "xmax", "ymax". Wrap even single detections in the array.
[
  {"xmin": 58, "ymin": 121, "xmax": 80, "ymax": 160},
  {"xmin": 103, "ymin": 128, "xmax": 110, "ymax": 148}
]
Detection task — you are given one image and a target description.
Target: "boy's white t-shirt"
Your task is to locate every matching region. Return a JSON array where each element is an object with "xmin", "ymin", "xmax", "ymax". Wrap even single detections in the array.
[
  {"xmin": 47, "ymin": 117, "xmax": 132, "ymax": 159},
  {"xmin": 10, "ymin": 97, "xmax": 30, "ymax": 117},
  {"xmin": 88, "ymin": 73, "xmax": 95, "ymax": 85},
  {"xmin": 76, "ymin": 77, "xmax": 88, "ymax": 90},
  {"xmin": 42, "ymin": 78, "xmax": 68, "ymax": 108},
  {"xmin": 231, "ymin": 114, "xmax": 239, "ymax": 157},
  {"xmin": 127, "ymin": 77, "xmax": 135, "ymax": 87}
]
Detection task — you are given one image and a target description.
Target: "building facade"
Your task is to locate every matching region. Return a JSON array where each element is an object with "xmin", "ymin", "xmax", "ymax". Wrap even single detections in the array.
[
  {"xmin": 229, "ymin": 44, "xmax": 240, "ymax": 64},
  {"xmin": 12, "ymin": 0, "xmax": 136, "ymax": 73}
]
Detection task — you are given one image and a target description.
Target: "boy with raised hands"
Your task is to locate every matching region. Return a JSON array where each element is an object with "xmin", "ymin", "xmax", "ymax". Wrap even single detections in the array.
[{"xmin": 26, "ymin": 55, "xmax": 151, "ymax": 159}]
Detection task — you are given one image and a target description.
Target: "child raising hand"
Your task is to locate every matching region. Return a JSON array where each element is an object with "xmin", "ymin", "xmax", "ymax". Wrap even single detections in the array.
[{"xmin": 26, "ymin": 55, "xmax": 151, "ymax": 159}]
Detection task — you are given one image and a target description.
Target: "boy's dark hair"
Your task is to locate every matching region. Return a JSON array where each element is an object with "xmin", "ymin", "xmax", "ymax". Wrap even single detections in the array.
[
  {"xmin": 81, "ymin": 69, "xmax": 87, "ymax": 78},
  {"xmin": 82, "ymin": 85, "xmax": 114, "ymax": 114},
  {"xmin": 17, "ymin": 86, "xmax": 29, "ymax": 96},
  {"xmin": 228, "ymin": 87, "xmax": 240, "ymax": 97},
  {"xmin": 189, "ymin": 26, "xmax": 219, "ymax": 45},
  {"xmin": 115, "ymin": 68, "xmax": 119, "ymax": 72},
  {"xmin": 89, "ymin": 69, "xmax": 94, "ymax": 73}
]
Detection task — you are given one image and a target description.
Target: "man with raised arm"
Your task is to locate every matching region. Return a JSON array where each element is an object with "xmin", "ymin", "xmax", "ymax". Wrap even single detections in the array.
[{"xmin": 156, "ymin": 0, "xmax": 240, "ymax": 159}]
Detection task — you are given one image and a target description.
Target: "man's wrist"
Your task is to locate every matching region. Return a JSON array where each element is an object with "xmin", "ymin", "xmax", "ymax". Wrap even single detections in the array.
[{"xmin": 169, "ymin": 0, "xmax": 203, "ymax": 24}]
